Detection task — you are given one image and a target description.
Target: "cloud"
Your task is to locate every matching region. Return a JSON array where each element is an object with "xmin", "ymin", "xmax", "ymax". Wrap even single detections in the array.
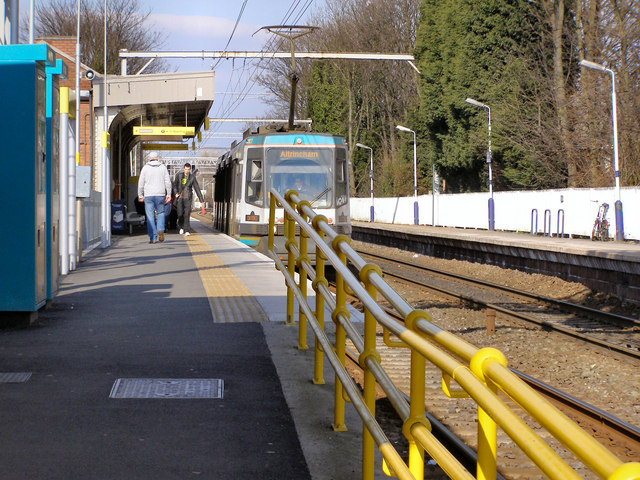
[{"xmin": 149, "ymin": 13, "xmax": 258, "ymax": 40}]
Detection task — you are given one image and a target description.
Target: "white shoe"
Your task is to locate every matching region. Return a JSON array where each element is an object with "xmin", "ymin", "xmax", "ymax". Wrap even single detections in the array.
[
  {"xmin": 179, "ymin": 229, "xmax": 184, "ymax": 235},
  {"xmin": 184, "ymin": 231, "xmax": 190, "ymax": 236}
]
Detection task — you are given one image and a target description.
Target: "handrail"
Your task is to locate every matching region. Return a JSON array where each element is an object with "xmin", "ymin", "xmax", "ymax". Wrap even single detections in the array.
[{"xmin": 267, "ymin": 188, "xmax": 640, "ymax": 480}]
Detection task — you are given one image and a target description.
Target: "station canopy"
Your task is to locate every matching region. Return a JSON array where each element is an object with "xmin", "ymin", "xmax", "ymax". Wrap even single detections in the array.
[{"xmin": 93, "ymin": 70, "xmax": 215, "ymax": 153}]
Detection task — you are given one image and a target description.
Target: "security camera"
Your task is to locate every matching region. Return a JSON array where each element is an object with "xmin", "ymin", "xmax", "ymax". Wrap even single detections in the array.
[{"xmin": 85, "ymin": 70, "xmax": 95, "ymax": 80}]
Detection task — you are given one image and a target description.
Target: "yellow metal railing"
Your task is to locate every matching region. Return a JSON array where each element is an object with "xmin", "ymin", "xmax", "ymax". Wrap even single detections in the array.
[{"xmin": 267, "ymin": 189, "xmax": 640, "ymax": 480}]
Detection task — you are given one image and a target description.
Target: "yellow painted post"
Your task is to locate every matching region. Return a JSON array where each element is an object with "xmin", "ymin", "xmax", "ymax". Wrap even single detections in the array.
[
  {"xmin": 268, "ymin": 194, "xmax": 276, "ymax": 252},
  {"xmin": 331, "ymin": 235, "xmax": 351, "ymax": 432},
  {"xmin": 470, "ymin": 348, "xmax": 508, "ymax": 480},
  {"xmin": 608, "ymin": 462, "xmax": 640, "ymax": 480},
  {"xmin": 285, "ymin": 197, "xmax": 296, "ymax": 326},
  {"xmin": 296, "ymin": 204, "xmax": 310, "ymax": 350},
  {"xmin": 359, "ymin": 264, "xmax": 383, "ymax": 480},
  {"xmin": 403, "ymin": 311, "xmax": 432, "ymax": 478},
  {"xmin": 312, "ymin": 215, "xmax": 328, "ymax": 385}
]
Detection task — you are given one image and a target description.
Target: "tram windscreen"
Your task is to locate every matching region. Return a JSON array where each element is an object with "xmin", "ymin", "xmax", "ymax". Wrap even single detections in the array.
[{"xmin": 266, "ymin": 148, "xmax": 334, "ymax": 207}]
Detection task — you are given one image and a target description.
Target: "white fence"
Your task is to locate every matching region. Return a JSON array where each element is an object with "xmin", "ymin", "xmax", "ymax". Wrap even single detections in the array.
[{"xmin": 350, "ymin": 186, "xmax": 640, "ymax": 241}]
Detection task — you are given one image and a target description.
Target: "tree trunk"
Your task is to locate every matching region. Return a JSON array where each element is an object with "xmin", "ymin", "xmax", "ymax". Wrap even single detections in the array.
[{"xmin": 550, "ymin": 0, "xmax": 575, "ymax": 186}]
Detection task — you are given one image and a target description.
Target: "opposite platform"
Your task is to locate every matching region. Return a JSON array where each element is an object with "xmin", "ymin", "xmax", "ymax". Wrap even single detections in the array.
[
  {"xmin": 353, "ymin": 221, "xmax": 640, "ymax": 303},
  {"xmin": 0, "ymin": 221, "xmax": 369, "ymax": 479}
]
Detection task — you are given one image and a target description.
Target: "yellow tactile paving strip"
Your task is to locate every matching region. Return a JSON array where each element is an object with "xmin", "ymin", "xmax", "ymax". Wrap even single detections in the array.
[{"xmin": 185, "ymin": 233, "xmax": 268, "ymax": 323}]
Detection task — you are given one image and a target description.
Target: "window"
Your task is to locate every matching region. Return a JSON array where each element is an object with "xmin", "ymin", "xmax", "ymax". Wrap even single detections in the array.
[
  {"xmin": 335, "ymin": 148, "xmax": 348, "ymax": 206},
  {"xmin": 265, "ymin": 148, "xmax": 333, "ymax": 207},
  {"xmin": 245, "ymin": 148, "xmax": 264, "ymax": 207}
]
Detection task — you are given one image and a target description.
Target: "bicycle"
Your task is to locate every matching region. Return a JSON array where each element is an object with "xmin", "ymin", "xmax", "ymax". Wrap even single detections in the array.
[{"xmin": 590, "ymin": 203, "xmax": 610, "ymax": 241}]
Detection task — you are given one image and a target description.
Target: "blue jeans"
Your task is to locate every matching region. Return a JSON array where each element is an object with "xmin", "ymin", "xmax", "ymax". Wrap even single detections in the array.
[{"xmin": 144, "ymin": 196, "xmax": 166, "ymax": 241}]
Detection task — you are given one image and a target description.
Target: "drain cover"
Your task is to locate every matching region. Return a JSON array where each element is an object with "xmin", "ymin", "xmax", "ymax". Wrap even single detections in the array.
[
  {"xmin": 109, "ymin": 378, "xmax": 224, "ymax": 399},
  {"xmin": 0, "ymin": 372, "xmax": 32, "ymax": 383}
]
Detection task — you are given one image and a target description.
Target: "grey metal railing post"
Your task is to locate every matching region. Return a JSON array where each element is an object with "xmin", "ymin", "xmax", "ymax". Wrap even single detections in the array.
[{"xmin": 530, "ymin": 209, "xmax": 538, "ymax": 236}]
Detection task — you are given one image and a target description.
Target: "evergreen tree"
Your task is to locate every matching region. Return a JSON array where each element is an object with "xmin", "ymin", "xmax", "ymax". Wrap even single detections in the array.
[{"xmin": 412, "ymin": 0, "xmax": 572, "ymax": 192}]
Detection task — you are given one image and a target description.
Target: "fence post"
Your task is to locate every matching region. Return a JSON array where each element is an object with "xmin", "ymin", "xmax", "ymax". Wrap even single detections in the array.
[
  {"xmin": 471, "ymin": 348, "xmax": 508, "ymax": 480},
  {"xmin": 285, "ymin": 193, "xmax": 297, "ymax": 325},
  {"xmin": 404, "ymin": 311, "xmax": 432, "ymax": 479},
  {"xmin": 312, "ymin": 215, "xmax": 327, "ymax": 385},
  {"xmin": 486, "ymin": 309, "xmax": 496, "ymax": 335},
  {"xmin": 331, "ymin": 235, "xmax": 351, "ymax": 433},
  {"xmin": 296, "ymin": 202, "xmax": 310, "ymax": 350},
  {"xmin": 359, "ymin": 263, "xmax": 383, "ymax": 480}
]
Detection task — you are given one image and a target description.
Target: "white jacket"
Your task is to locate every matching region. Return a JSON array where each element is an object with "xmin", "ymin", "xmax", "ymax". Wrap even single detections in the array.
[{"xmin": 138, "ymin": 160, "xmax": 171, "ymax": 197}]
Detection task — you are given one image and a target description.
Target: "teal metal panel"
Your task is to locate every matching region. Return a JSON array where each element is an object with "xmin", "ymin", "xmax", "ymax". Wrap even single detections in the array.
[
  {"xmin": 0, "ymin": 44, "xmax": 55, "ymax": 66},
  {"xmin": 45, "ymin": 60, "xmax": 63, "ymax": 299},
  {"xmin": 0, "ymin": 60, "xmax": 48, "ymax": 311}
]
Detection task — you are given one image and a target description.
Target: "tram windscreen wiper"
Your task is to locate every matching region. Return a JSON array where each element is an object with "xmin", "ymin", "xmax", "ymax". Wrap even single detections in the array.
[{"xmin": 310, "ymin": 187, "xmax": 331, "ymax": 206}]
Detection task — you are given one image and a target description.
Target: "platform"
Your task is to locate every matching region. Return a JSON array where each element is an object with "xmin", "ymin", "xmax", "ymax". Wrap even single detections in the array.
[
  {"xmin": 0, "ymin": 220, "xmax": 369, "ymax": 480},
  {"xmin": 352, "ymin": 221, "xmax": 640, "ymax": 303}
]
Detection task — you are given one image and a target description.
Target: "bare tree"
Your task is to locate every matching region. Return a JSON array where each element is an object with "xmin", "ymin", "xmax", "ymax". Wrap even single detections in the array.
[
  {"xmin": 573, "ymin": 0, "xmax": 640, "ymax": 187},
  {"xmin": 256, "ymin": 0, "xmax": 420, "ymax": 197},
  {"xmin": 32, "ymin": 0, "xmax": 165, "ymax": 74}
]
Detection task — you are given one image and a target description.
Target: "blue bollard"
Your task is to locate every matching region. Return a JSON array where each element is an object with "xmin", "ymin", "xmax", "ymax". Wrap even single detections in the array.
[
  {"xmin": 488, "ymin": 198, "xmax": 495, "ymax": 231},
  {"xmin": 615, "ymin": 200, "xmax": 624, "ymax": 241}
]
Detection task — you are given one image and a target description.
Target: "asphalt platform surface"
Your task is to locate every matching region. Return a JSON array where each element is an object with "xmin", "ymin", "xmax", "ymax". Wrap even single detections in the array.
[{"xmin": 0, "ymin": 226, "xmax": 331, "ymax": 479}]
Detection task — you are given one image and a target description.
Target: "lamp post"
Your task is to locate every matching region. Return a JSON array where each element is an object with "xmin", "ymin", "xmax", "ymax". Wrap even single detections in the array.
[
  {"xmin": 579, "ymin": 59, "xmax": 624, "ymax": 241},
  {"xmin": 355, "ymin": 143, "xmax": 375, "ymax": 222},
  {"xmin": 101, "ymin": 0, "xmax": 111, "ymax": 248},
  {"xmin": 466, "ymin": 97, "xmax": 494, "ymax": 231},
  {"xmin": 395, "ymin": 125, "xmax": 419, "ymax": 225}
]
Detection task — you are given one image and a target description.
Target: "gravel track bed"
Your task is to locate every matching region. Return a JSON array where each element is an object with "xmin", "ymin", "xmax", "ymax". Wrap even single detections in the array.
[{"xmin": 351, "ymin": 240, "xmax": 640, "ymax": 478}]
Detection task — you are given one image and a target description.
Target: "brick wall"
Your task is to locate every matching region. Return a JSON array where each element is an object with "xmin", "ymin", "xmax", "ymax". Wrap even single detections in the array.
[{"xmin": 36, "ymin": 36, "xmax": 94, "ymax": 169}]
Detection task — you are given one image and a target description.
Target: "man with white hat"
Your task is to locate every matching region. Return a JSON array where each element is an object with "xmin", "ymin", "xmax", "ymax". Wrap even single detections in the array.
[{"xmin": 137, "ymin": 152, "xmax": 171, "ymax": 243}]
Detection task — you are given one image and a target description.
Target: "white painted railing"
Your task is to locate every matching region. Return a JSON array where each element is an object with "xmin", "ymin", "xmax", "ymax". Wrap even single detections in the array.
[{"xmin": 350, "ymin": 186, "xmax": 640, "ymax": 241}]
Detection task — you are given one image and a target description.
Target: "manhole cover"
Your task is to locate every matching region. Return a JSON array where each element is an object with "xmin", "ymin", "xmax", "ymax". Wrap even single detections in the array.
[
  {"xmin": 0, "ymin": 372, "xmax": 32, "ymax": 383},
  {"xmin": 109, "ymin": 378, "xmax": 224, "ymax": 399}
]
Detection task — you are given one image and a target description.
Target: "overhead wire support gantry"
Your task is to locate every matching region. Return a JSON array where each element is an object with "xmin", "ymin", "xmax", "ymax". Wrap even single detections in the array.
[
  {"xmin": 118, "ymin": 50, "xmax": 420, "ymax": 75},
  {"xmin": 253, "ymin": 25, "xmax": 319, "ymax": 129}
]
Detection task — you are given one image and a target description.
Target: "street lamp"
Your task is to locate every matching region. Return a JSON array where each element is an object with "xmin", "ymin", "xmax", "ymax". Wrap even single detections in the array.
[
  {"xmin": 466, "ymin": 97, "xmax": 494, "ymax": 231},
  {"xmin": 395, "ymin": 125, "xmax": 419, "ymax": 225},
  {"xmin": 355, "ymin": 143, "xmax": 375, "ymax": 222},
  {"xmin": 579, "ymin": 59, "xmax": 624, "ymax": 241}
]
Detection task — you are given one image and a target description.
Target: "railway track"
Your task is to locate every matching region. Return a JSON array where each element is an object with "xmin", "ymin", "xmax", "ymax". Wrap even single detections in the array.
[
  {"xmin": 328, "ymin": 245, "xmax": 640, "ymax": 478},
  {"xmin": 199, "ymin": 214, "xmax": 640, "ymax": 476},
  {"xmin": 355, "ymin": 247, "xmax": 640, "ymax": 361},
  {"xmin": 339, "ymin": 295, "xmax": 640, "ymax": 479}
]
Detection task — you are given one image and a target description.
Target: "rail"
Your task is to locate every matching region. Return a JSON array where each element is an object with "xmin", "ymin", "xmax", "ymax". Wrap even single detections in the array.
[{"xmin": 267, "ymin": 188, "xmax": 640, "ymax": 480}]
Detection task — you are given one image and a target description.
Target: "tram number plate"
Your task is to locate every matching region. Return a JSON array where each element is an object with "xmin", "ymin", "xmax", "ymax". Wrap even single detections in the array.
[{"xmin": 245, "ymin": 214, "xmax": 259, "ymax": 222}]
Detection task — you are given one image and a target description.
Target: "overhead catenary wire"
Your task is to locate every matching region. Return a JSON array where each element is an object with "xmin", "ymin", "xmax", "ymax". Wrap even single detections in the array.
[
  {"xmin": 210, "ymin": 0, "xmax": 248, "ymax": 71},
  {"xmin": 208, "ymin": 0, "xmax": 316, "ymax": 129}
]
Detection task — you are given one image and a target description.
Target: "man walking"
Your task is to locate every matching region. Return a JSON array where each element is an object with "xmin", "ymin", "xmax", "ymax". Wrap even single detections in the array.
[
  {"xmin": 173, "ymin": 162, "xmax": 205, "ymax": 236},
  {"xmin": 138, "ymin": 152, "xmax": 171, "ymax": 243}
]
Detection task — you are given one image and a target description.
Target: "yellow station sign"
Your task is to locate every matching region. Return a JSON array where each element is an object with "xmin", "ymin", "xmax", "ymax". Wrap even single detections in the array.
[
  {"xmin": 140, "ymin": 144, "xmax": 189, "ymax": 151},
  {"xmin": 133, "ymin": 126, "xmax": 195, "ymax": 136}
]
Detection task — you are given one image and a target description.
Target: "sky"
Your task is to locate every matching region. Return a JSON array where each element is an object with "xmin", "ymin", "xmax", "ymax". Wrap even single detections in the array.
[
  {"xmin": 131, "ymin": 0, "xmax": 320, "ymax": 153},
  {"xmin": 22, "ymin": 0, "xmax": 320, "ymax": 154}
]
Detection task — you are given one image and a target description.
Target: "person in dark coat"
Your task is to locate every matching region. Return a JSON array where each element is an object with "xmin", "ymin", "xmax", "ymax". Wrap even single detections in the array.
[{"xmin": 173, "ymin": 162, "xmax": 205, "ymax": 236}]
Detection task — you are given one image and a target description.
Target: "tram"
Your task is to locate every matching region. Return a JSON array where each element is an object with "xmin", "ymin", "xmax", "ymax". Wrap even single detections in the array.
[{"xmin": 212, "ymin": 125, "xmax": 351, "ymax": 256}]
